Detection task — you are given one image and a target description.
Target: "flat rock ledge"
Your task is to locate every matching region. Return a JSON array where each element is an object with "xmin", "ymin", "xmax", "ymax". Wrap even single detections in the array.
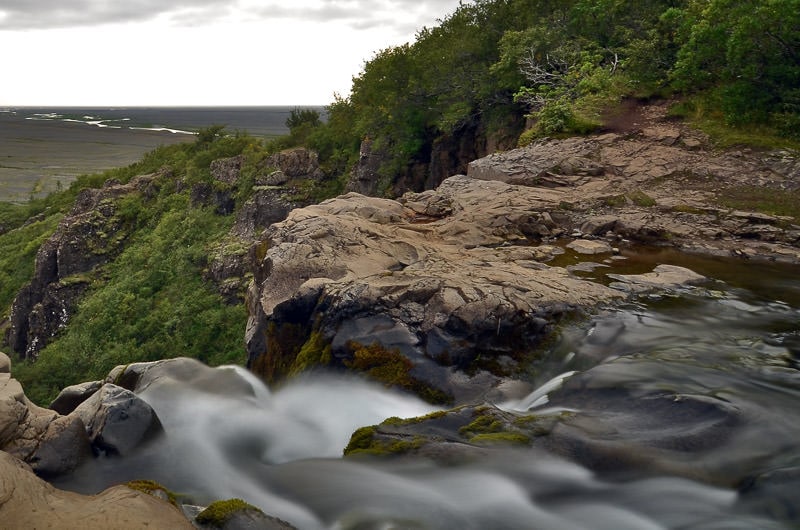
[{"xmin": 246, "ymin": 175, "xmax": 624, "ymax": 403}]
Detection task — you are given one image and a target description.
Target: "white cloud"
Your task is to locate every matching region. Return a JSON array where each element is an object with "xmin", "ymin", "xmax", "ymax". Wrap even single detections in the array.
[{"xmin": 0, "ymin": 0, "xmax": 464, "ymax": 105}]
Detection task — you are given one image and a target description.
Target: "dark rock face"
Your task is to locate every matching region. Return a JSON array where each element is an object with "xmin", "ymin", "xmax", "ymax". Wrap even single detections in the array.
[
  {"xmin": 210, "ymin": 155, "xmax": 243, "ymax": 185},
  {"xmin": 346, "ymin": 115, "xmax": 522, "ymax": 197},
  {"xmin": 345, "ymin": 139, "xmax": 383, "ymax": 196},
  {"xmin": 5, "ymin": 175, "xmax": 156, "ymax": 359}
]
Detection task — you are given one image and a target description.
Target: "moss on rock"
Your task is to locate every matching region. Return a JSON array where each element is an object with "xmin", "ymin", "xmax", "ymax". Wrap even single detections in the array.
[
  {"xmin": 343, "ymin": 341, "xmax": 452, "ymax": 405},
  {"xmin": 125, "ymin": 479, "xmax": 179, "ymax": 507},
  {"xmin": 196, "ymin": 498, "xmax": 263, "ymax": 526}
]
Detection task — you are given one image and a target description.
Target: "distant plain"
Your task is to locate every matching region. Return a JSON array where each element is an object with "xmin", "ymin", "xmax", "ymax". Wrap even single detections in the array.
[{"xmin": 0, "ymin": 107, "xmax": 300, "ymax": 201}]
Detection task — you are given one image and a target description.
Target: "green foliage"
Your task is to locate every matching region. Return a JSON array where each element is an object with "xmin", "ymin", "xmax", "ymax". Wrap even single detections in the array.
[
  {"xmin": 8, "ymin": 130, "xmax": 272, "ymax": 405},
  {"xmin": 125, "ymin": 480, "xmax": 180, "ymax": 507},
  {"xmin": 671, "ymin": 0, "xmax": 800, "ymax": 130},
  {"xmin": 289, "ymin": 331, "xmax": 332, "ymax": 375},
  {"xmin": 0, "ymin": 213, "xmax": 62, "ymax": 318},
  {"xmin": 286, "ymin": 0, "xmax": 797, "ymax": 186},
  {"xmin": 718, "ymin": 185, "xmax": 800, "ymax": 219}
]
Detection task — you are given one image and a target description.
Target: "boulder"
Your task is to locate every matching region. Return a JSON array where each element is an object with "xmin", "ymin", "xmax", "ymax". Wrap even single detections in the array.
[
  {"xmin": 210, "ymin": 155, "xmax": 243, "ymax": 185},
  {"xmin": 0, "ymin": 451, "xmax": 193, "ymax": 529},
  {"xmin": 608, "ymin": 264, "xmax": 707, "ymax": 294},
  {"xmin": 50, "ymin": 380, "xmax": 103, "ymax": 415},
  {"xmin": 72, "ymin": 383, "xmax": 163, "ymax": 456},
  {"xmin": 566, "ymin": 239, "xmax": 613, "ymax": 255},
  {"xmin": 1, "ymin": 352, "xmax": 91, "ymax": 477},
  {"xmin": 261, "ymin": 147, "xmax": 325, "ymax": 181},
  {"xmin": 107, "ymin": 357, "xmax": 256, "ymax": 398}
]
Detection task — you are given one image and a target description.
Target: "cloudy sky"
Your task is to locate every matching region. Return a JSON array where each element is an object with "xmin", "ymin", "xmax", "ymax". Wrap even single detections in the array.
[{"xmin": 0, "ymin": 0, "xmax": 463, "ymax": 106}]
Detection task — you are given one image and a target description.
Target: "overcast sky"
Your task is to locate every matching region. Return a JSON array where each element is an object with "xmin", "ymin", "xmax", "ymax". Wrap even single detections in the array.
[{"xmin": 0, "ymin": 0, "xmax": 463, "ymax": 106}]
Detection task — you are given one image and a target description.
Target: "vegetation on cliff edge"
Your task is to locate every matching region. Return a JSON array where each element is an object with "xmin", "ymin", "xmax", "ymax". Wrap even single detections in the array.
[{"xmin": 284, "ymin": 0, "xmax": 798, "ymax": 194}]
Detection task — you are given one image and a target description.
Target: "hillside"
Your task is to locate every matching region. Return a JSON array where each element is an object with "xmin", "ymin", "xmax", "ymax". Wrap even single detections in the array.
[{"xmin": 0, "ymin": 128, "xmax": 341, "ymax": 404}]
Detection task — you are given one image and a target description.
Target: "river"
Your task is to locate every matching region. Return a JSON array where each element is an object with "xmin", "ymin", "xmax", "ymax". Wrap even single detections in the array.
[{"xmin": 54, "ymin": 250, "xmax": 800, "ymax": 529}]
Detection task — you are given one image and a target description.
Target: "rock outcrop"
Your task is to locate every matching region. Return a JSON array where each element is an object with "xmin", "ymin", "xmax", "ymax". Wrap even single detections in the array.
[
  {"xmin": 1, "ymin": 352, "xmax": 296, "ymax": 528},
  {"xmin": 0, "ymin": 451, "xmax": 193, "ymax": 529},
  {"xmin": 246, "ymin": 176, "xmax": 623, "ymax": 402},
  {"xmin": 467, "ymin": 113, "xmax": 800, "ymax": 261},
  {"xmin": 0, "ymin": 352, "xmax": 187, "ymax": 526},
  {"xmin": 204, "ymin": 150, "xmax": 326, "ymax": 303},
  {"xmin": 5, "ymin": 175, "xmax": 160, "ymax": 359}
]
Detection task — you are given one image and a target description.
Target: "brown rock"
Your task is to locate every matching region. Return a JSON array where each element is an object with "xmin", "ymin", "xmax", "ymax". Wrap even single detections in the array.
[{"xmin": 0, "ymin": 451, "xmax": 193, "ymax": 529}]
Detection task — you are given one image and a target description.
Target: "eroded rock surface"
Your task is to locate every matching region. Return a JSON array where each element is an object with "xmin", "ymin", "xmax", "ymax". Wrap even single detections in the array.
[
  {"xmin": 0, "ymin": 451, "xmax": 193, "ymax": 529},
  {"xmin": 0, "ymin": 352, "xmax": 91, "ymax": 477},
  {"xmin": 246, "ymin": 176, "xmax": 624, "ymax": 402},
  {"xmin": 467, "ymin": 107, "xmax": 800, "ymax": 262}
]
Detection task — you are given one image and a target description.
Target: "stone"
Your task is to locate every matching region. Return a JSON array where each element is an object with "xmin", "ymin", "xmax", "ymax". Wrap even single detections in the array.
[
  {"xmin": 0, "ymin": 451, "xmax": 193, "ymax": 529},
  {"xmin": 580, "ymin": 215, "xmax": 620, "ymax": 236},
  {"xmin": 608, "ymin": 264, "xmax": 707, "ymax": 293},
  {"xmin": 262, "ymin": 147, "xmax": 325, "ymax": 181},
  {"xmin": 210, "ymin": 155, "xmax": 243, "ymax": 185},
  {"xmin": 0, "ymin": 355, "xmax": 92, "ymax": 477},
  {"xmin": 49, "ymin": 380, "xmax": 103, "ymax": 415},
  {"xmin": 72, "ymin": 383, "xmax": 163, "ymax": 456},
  {"xmin": 567, "ymin": 239, "xmax": 613, "ymax": 255},
  {"xmin": 28, "ymin": 413, "xmax": 91, "ymax": 478},
  {"xmin": 262, "ymin": 170, "xmax": 289, "ymax": 186}
]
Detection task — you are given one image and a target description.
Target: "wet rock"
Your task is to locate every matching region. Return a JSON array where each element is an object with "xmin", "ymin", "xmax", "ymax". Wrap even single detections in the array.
[
  {"xmin": 107, "ymin": 357, "xmax": 256, "ymax": 399},
  {"xmin": 72, "ymin": 383, "xmax": 163, "ymax": 456},
  {"xmin": 49, "ymin": 380, "xmax": 103, "ymax": 415},
  {"xmin": 608, "ymin": 264, "xmax": 707, "ymax": 293},
  {"xmin": 567, "ymin": 239, "xmax": 613, "ymax": 255},
  {"xmin": 194, "ymin": 498, "xmax": 297, "ymax": 530}
]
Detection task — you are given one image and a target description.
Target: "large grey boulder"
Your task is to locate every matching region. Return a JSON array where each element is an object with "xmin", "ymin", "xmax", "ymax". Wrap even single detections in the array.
[{"xmin": 72, "ymin": 383, "xmax": 163, "ymax": 456}]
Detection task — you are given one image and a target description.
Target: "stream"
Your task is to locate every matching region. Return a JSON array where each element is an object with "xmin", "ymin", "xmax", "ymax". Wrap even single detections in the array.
[{"xmin": 54, "ymin": 249, "xmax": 800, "ymax": 529}]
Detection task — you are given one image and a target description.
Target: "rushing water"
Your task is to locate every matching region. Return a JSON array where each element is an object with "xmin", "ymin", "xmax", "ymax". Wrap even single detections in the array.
[{"xmin": 54, "ymin": 251, "xmax": 800, "ymax": 529}]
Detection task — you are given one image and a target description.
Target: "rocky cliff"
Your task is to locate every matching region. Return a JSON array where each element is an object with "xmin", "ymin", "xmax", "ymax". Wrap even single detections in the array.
[{"xmin": 5, "ymin": 175, "xmax": 161, "ymax": 359}]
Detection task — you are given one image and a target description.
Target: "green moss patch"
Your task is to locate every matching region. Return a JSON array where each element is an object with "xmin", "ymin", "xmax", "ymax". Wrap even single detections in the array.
[
  {"xmin": 344, "ymin": 341, "xmax": 452, "ymax": 405},
  {"xmin": 196, "ymin": 498, "xmax": 264, "ymax": 526}
]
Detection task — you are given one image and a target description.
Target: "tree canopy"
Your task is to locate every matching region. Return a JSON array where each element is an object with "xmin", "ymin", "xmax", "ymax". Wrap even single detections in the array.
[{"xmin": 297, "ymin": 0, "xmax": 798, "ymax": 192}]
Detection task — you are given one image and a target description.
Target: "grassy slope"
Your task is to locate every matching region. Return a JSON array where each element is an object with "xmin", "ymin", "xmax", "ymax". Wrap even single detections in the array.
[{"xmin": 3, "ymin": 133, "xmax": 265, "ymax": 404}]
